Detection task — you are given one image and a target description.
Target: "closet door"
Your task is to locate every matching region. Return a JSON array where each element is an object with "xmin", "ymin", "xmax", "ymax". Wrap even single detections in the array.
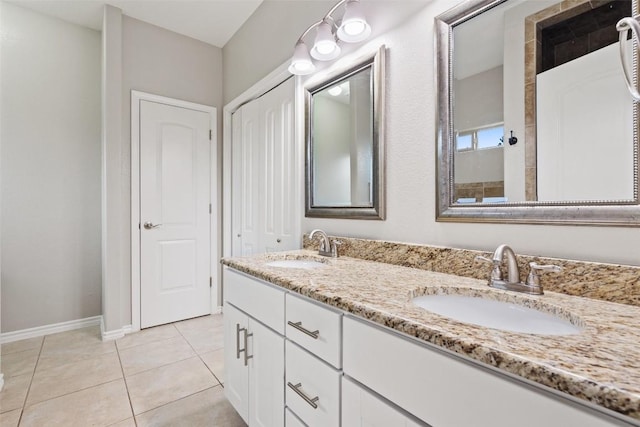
[
  {"xmin": 260, "ymin": 78, "xmax": 297, "ymax": 252},
  {"xmin": 231, "ymin": 78, "xmax": 299, "ymax": 256},
  {"xmin": 232, "ymin": 100, "xmax": 261, "ymax": 256}
]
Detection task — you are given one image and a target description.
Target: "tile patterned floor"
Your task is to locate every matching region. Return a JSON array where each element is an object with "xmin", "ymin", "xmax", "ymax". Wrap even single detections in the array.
[{"xmin": 0, "ymin": 314, "xmax": 246, "ymax": 427}]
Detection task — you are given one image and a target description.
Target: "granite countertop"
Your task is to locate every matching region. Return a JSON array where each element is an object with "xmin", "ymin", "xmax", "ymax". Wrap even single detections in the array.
[{"xmin": 221, "ymin": 250, "xmax": 640, "ymax": 423}]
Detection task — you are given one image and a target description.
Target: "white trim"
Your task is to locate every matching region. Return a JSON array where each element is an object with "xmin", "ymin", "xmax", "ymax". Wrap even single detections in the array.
[
  {"xmin": 222, "ymin": 60, "xmax": 295, "ymax": 266},
  {"xmin": 101, "ymin": 322, "xmax": 133, "ymax": 341},
  {"xmin": 0, "ymin": 374, "xmax": 4, "ymax": 392},
  {"xmin": 131, "ymin": 90, "xmax": 217, "ymax": 332},
  {"xmin": 0, "ymin": 316, "xmax": 102, "ymax": 344}
]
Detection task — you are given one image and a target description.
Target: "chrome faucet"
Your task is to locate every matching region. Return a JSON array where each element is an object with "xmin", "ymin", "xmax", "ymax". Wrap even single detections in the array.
[
  {"xmin": 309, "ymin": 229, "xmax": 341, "ymax": 257},
  {"xmin": 475, "ymin": 244, "xmax": 562, "ymax": 295}
]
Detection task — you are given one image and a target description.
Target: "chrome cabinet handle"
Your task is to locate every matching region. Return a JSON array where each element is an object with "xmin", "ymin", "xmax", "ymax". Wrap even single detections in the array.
[
  {"xmin": 236, "ymin": 324, "xmax": 245, "ymax": 359},
  {"xmin": 143, "ymin": 222, "xmax": 162, "ymax": 230},
  {"xmin": 243, "ymin": 329, "xmax": 253, "ymax": 366},
  {"xmin": 287, "ymin": 382, "xmax": 319, "ymax": 409},
  {"xmin": 287, "ymin": 321, "xmax": 319, "ymax": 339}
]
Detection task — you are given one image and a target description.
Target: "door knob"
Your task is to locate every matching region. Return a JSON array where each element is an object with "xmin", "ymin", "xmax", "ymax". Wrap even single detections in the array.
[{"xmin": 143, "ymin": 222, "xmax": 162, "ymax": 230}]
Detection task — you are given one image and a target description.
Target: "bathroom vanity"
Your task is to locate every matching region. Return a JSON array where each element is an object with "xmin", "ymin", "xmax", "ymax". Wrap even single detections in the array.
[{"xmin": 221, "ymin": 249, "xmax": 640, "ymax": 427}]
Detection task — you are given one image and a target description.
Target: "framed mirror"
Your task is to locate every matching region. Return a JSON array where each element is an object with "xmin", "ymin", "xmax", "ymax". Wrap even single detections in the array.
[
  {"xmin": 305, "ymin": 45, "xmax": 385, "ymax": 219},
  {"xmin": 436, "ymin": 0, "xmax": 640, "ymax": 226}
]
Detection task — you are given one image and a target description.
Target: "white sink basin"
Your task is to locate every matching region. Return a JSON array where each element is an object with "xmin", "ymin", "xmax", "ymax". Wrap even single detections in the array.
[
  {"xmin": 265, "ymin": 259, "xmax": 326, "ymax": 269},
  {"xmin": 412, "ymin": 294, "xmax": 582, "ymax": 335}
]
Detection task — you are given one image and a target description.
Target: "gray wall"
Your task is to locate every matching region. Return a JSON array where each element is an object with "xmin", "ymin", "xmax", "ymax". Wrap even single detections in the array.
[
  {"xmin": 1, "ymin": 3, "xmax": 102, "ymax": 332},
  {"xmin": 223, "ymin": 0, "xmax": 334, "ymax": 103},
  {"xmin": 224, "ymin": 0, "xmax": 640, "ymax": 266}
]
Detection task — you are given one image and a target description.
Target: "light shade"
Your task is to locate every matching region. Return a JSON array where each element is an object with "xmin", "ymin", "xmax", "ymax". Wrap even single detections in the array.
[
  {"xmin": 310, "ymin": 20, "xmax": 341, "ymax": 61},
  {"xmin": 288, "ymin": 41, "xmax": 315, "ymax": 75},
  {"xmin": 337, "ymin": 0, "xmax": 371, "ymax": 43}
]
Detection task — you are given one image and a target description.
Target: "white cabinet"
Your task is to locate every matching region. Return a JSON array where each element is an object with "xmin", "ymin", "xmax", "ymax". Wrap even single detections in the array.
[
  {"xmin": 285, "ymin": 293, "xmax": 342, "ymax": 368},
  {"xmin": 343, "ymin": 316, "xmax": 628, "ymax": 427},
  {"xmin": 224, "ymin": 268, "xmax": 285, "ymax": 427},
  {"xmin": 342, "ymin": 377, "xmax": 422, "ymax": 427},
  {"xmin": 285, "ymin": 341, "xmax": 341, "ymax": 427}
]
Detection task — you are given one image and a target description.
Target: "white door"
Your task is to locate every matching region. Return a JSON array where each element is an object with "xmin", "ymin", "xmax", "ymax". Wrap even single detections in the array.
[
  {"xmin": 231, "ymin": 78, "xmax": 298, "ymax": 256},
  {"xmin": 140, "ymin": 100, "xmax": 211, "ymax": 328},
  {"xmin": 224, "ymin": 304, "xmax": 249, "ymax": 423}
]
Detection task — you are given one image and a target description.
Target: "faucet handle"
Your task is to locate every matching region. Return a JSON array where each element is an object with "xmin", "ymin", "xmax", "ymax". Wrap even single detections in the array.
[
  {"xmin": 526, "ymin": 262, "xmax": 562, "ymax": 288},
  {"xmin": 474, "ymin": 255, "xmax": 493, "ymax": 264},
  {"xmin": 330, "ymin": 239, "xmax": 342, "ymax": 257},
  {"xmin": 474, "ymin": 255, "xmax": 503, "ymax": 282}
]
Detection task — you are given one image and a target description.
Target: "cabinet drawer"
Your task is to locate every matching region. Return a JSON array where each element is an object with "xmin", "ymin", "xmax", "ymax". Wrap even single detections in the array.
[
  {"xmin": 285, "ymin": 408, "xmax": 306, "ymax": 427},
  {"xmin": 342, "ymin": 377, "xmax": 423, "ymax": 427},
  {"xmin": 343, "ymin": 316, "xmax": 625, "ymax": 427},
  {"xmin": 285, "ymin": 340, "xmax": 340, "ymax": 427},
  {"xmin": 224, "ymin": 267, "xmax": 285, "ymax": 334},
  {"xmin": 286, "ymin": 293, "xmax": 342, "ymax": 368}
]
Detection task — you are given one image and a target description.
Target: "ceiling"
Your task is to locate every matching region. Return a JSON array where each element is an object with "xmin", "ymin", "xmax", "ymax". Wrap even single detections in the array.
[{"xmin": 7, "ymin": 0, "xmax": 263, "ymax": 47}]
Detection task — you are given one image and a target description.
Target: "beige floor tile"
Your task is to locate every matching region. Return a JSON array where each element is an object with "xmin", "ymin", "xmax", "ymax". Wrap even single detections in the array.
[
  {"xmin": 174, "ymin": 314, "xmax": 223, "ymax": 335},
  {"xmin": 1, "ymin": 349, "xmax": 39, "ymax": 378},
  {"xmin": 26, "ymin": 351, "xmax": 122, "ymax": 405},
  {"xmin": 135, "ymin": 386, "xmax": 246, "ymax": 427},
  {"xmin": 116, "ymin": 324, "xmax": 180, "ymax": 351},
  {"xmin": 42, "ymin": 326, "xmax": 103, "ymax": 353},
  {"xmin": 200, "ymin": 348, "xmax": 224, "ymax": 384},
  {"xmin": 0, "ymin": 408, "xmax": 21, "ymax": 427},
  {"xmin": 21, "ymin": 379, "xmax": 132, "ymax": 427},
  {"xmin": 107, "ymin": 418, "xmax": 136, "ymax": 427},
  {"xmin": 1, "ymin": 337, "xmax": 43, "ymax": 356},
  {"xmin": 119, "ymin": 336, "xmax": 195, "ymax": 376},
  {"xmin": 0, "ymin": 374, "xmax": 31, "ymax": 413},
  {"xmin": 126, "ymin": 356, "xmax": 217, "ymax": 415},
  {"xmin": 37, "ymin": 340, "xmax": 116, "ymax": 373},
  {"xmin": 180, "ymin": 328, "xmax": 224, "ymax": 355}
]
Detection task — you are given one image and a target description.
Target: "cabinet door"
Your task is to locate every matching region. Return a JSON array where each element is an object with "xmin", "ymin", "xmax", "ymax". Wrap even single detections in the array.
[
  {"xmin": 224, "ymin": 303, "xmax": 249, "ymax": 423},
  {"xmin": 342, "ymin": 377, "xmax": 423, "ymax": 427},
  {"xmin": 249, "ymin": 319, "xmax": 285, "ymax": 427}
]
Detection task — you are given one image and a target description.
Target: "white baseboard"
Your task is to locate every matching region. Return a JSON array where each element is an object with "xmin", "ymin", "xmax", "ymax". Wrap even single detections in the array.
[
  {"xmin": 213, "ymin": 306, "xmax": 222, "ymax": 315},
  {"xmin": 0, "ymin": 315, "xmax": 103, "ymax": 344},
  {"xmin": 0, "ymin": 373, "xmax": 4, "ymax": 392},
  {"xmin": 101, "ymin": 322, "xmax": 133, "ymax": 341}
]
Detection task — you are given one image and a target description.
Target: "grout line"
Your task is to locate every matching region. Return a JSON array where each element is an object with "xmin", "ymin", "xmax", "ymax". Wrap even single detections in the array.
[
  {"xmin": 173, "ymin": 319, "xmax": 225, "ymax": 386},
  {"xmin": 115, "ymin": 324, "xmax": 181, "ymax": 352},
  {"xmin": 133, "ymin": 385, "xmax": 222, "ymax": 418},
  {"xmin": 17, "ymin": 333, "xmax": 45, "ymax": 425},
  {"xmin": 115, "ymin": 338, "xmax": 139, "ymax": 427}
]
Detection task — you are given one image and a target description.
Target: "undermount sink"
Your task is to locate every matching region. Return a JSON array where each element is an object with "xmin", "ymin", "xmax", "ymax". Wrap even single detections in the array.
[
  {"xmin": 265, "ymin": 259, "xmax": 327, "ymax": 269},
  {"xmin": 412, "ymin": 294, "xmax": 582, "ymax": 335}
]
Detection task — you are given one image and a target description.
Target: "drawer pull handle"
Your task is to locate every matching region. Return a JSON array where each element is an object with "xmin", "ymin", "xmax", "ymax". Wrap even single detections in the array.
[
  {"xmin": 287, "ymin": 382, "xmax": 319, "ymax": 409},
  {"xmin": 236, "ymin": 324, "xmax": 247, "ymax": 360},
  {"xmin": 287, "ymin": 321, "xmax": 319, "ymax": 339},
  {"xmin": 244, "ymin": 330, "xmax": 253, "ymax": 366}
]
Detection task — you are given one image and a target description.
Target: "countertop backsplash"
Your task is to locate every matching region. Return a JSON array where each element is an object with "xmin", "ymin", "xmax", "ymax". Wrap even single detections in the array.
[{"xmin": 302, "ymin": 235, "xmax": 640, "ymax": 307}]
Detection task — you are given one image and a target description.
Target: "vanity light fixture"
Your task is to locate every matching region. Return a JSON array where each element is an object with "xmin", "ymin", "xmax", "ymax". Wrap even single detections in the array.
[{"xmin": 288, "ymin": 0, "xmax": 372, "ymax": 76}]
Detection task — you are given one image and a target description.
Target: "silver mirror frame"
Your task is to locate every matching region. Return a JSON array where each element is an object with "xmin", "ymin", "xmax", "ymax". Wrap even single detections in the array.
[
  {"xmin": 305, "ymin": 45, "xmax": 386, "ymax": 220},
  {"xmin": 435, "ymin": 0, "xmax": 640, "ymax": 226}
]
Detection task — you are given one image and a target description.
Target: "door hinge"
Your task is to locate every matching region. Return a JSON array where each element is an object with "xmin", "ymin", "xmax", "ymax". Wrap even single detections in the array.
[
  {"xmin": 209, "ymin": 129, "xmax": 212, "ymax": 140},
  {"xmin": 209, "ymin": 203, "xmax": 212, "ymax": 214},
  {"xmin": 210, "ymin": 277, "xmax": 213, "ymax": 288}
]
